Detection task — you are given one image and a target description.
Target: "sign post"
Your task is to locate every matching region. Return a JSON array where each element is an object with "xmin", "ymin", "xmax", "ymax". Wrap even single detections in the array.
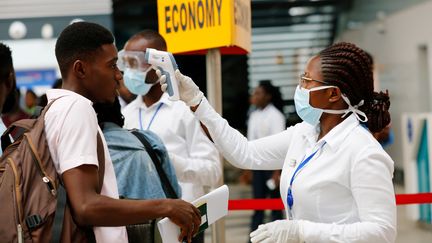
[
  {"xmin": 206, "ymin": 48, "xmax": 224, "ymax": 243},
  {"xmin": 157, "ymin": 0, "xmax": 251, "ymax": 241},
  {"xmin": 206, "ymin": 48, "xmax": 222, "ymax": 113}
]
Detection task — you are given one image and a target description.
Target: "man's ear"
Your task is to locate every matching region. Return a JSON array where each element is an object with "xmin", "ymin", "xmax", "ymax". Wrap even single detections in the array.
[
  {"xmin": 72, "ymin": 60, "xmax": 86, "ymax": 79},
  {"xmin": 328, "ymin": 87, "xmax": 342, "ymax": 103}
]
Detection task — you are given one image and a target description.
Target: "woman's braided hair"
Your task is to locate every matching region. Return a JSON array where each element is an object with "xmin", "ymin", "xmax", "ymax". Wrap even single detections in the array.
[{"xmin": 319, "ymin": 42, "xmax": 390, "ymax": 133}]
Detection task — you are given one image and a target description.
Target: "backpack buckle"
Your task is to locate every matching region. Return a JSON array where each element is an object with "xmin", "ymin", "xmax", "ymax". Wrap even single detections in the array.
[{"xmin": 25, "ymin": 214, "xmax": 43, "ymax": 231}]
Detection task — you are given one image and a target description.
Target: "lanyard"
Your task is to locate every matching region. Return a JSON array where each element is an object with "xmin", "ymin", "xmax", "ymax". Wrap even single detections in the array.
[
  {"xmin": 139, "ymin": 103, "xmax": 164, "ymax": 130},
  {"xmin": 287, "ymin": 142, "xmax": 326, "ymax": 219}
]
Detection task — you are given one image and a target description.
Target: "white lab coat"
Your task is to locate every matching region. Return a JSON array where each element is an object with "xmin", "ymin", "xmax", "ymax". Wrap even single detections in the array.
[{"xmin": 194, "ymin": 97, "xmax": 396, "ymax": 243}]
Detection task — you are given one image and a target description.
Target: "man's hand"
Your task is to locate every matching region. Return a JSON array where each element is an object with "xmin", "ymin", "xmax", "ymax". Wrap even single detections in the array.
[
  {"xmin": 164, "ymin": 199, "xmax": 202, "ymax": 243},
  {"xmin": 159, "ymin": 69, "xmax": 204, "ymax": 107},
  {"xmin": 250, "ymin": 220, "xmax": 301, "ymax": 243}
]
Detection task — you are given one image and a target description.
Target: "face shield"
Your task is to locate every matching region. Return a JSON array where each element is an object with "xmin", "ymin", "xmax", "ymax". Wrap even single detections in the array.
[{"xmin": 117, "ymin": 50, "xmax": 152, "ymax": 72}]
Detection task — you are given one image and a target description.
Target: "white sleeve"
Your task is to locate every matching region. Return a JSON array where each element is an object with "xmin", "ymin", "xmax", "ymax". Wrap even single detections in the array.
[
  {"xmin": 48, "ymin": 99, "xmax": 99, "ymax": 174},
  {"xmin": 299, "ymin": 146, "xmax": 397, "ymax": 243},
  {"xmin": 194, "ymin": 98, "xmax": 291, "ymax": 170},
  {"xmin": 169, "ymin": 107, "xmax": 222, "ymax": 187},
  {"xmin": 0, "ymin": 119, "xmax": 6, "ymax": 156}
]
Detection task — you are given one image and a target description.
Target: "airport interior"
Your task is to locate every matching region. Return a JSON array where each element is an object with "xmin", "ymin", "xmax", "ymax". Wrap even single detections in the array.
[{"xmin": 1, "ymin": 0, "xmax": 432, "ymax": 242}]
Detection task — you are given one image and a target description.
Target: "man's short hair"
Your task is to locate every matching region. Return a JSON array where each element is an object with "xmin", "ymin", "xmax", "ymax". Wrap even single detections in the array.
[
  {"xmin": 129, "ymin": 29, "xmax": 167, "ymax": 51},
  {"xmin": 55, "ymin": 22, "xmax": 114, "ymax": 78},
  {"xmin": 0, "ymin": 43, "xmax": 13, "ymax": 82}
]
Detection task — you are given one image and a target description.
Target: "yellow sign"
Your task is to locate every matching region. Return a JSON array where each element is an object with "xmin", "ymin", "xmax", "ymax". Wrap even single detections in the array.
[{"xmin": 157, "ymin": 0, "xmax": 251, "ymax": 54}]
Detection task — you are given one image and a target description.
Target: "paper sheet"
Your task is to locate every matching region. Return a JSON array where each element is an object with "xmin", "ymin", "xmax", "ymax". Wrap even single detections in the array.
[{"xmin": 157, "ymin": 185, "xmax": 229, "ymax": 243}]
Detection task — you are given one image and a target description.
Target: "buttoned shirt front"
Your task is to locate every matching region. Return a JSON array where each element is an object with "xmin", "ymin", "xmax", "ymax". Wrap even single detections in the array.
[
  {"xmin": 122, "ymin": 93, "xmax": 221, "ymax": 202},
  {"xmin": 195, "ymin": 97, "xmax": 396, "ymax": 243},
  {"xmin": 45, "ymin": 89, "xmax": 128, "ymax": 243}
]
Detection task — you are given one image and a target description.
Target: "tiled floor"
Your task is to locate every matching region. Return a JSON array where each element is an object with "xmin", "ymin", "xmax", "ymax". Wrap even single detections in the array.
[{"xmin": 204, "ymin": 184, "xmax": 432, "ymax": 243}]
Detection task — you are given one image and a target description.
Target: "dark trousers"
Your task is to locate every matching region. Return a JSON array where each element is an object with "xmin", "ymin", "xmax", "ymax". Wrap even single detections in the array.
[
  {"xmin": 250, "ymin": 170, "xmax": 283, "ymax": 232},
  {"xmin": 191, "ymin": 231, "xmax": 204, "ymax": 243}
]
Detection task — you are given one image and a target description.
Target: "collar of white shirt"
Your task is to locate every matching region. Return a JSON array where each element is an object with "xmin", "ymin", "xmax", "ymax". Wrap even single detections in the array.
[
  {"xmin": 46, "ymin": 89, "xmax": 93, "ymax": 105},
  {"xmin": 135, "ymin": 92, "xmax": 173, "ymax": 110},
  {"xmin": 303, "ymin": 114, "xmax": 360, "ymax": 151},
  {"xmin": 260, "ymin": 103, "xmax": 274, "ymax": 112}
]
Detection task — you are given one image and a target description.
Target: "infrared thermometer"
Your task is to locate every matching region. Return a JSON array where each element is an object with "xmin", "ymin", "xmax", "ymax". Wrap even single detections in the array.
[{"xmin": 145, "ymin": 48, "xmax": 180, "ymax": 101}]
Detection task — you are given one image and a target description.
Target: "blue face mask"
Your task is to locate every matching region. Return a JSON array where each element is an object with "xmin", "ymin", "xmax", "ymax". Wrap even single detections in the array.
[
  {"xmin": 294, "ymin": 85, "xmax": 368, "ymax": 126},
  {"xmin": 123, "ymin": 68, "xmax": 156, "ymax": 95}
]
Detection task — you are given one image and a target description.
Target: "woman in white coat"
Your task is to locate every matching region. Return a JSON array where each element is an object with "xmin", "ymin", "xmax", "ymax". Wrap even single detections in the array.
[{"xmin": 160, "ymin": 42, "xmax": 396, "ymax": 243}]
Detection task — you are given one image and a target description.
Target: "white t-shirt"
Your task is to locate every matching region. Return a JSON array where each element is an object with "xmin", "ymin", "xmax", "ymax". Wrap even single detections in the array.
[
  {"xmin": 247, "ymin": 103, "xmax": 285, "ymax": 140},
  {"xmin": 45, "ymin": 89, "xmax": 128, "ymax": 243},
  {"xmin": 122, "ymin": 93, "xmax": 221, "ymax": 202},
  {"xmin": 0, "ymin": 118, "xmax": 6, "ymax": 156},
  {"xmin": 195, "ymin": 97, "xmax": 397, "ymax": 243}
]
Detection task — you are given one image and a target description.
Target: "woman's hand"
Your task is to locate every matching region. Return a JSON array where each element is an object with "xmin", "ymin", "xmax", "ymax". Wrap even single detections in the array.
[
  {"xmin": 250, "ymin": 220, "xmax": 301, "ymax": 243},
  {"xmin": 159, "ymin": 69, "xmax": 204, "ymax": 107}
]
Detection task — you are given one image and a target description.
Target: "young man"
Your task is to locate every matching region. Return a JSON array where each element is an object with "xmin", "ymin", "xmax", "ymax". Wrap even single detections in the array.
[
  {"xmin": 46, "ymin": 22, "xmax": 200, "ymax": 243},
  {"xmin": 121, "ymin": 30, "xmax": 222, "ymax": 243},
  {"xmin": 0, "ymin": 43, "xmax": 18, "ymax": 154}
]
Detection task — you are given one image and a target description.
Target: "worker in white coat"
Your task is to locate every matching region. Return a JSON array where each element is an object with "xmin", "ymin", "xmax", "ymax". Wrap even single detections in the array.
[
  {"xmin": 159, "ymin": 42, "xmax": 396, "ymax": 243},
  {"xmin": 247, "ymin": 80, "xmax": 286, "ymax": 233}
]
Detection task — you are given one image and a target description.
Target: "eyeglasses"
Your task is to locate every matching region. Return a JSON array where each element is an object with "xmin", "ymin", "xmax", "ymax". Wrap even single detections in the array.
[{"xmin": 299, "ymin": 74, "xmax": 329, "ymax": 87}]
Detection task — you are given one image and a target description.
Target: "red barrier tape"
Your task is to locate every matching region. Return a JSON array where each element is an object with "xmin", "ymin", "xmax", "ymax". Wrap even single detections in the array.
[
  {"xmin": 229, "ymin": 199, "xmax": 284, "ymax": 210},
  {"xmin": 395, "ymin": 192, "xmax": 432, "ymax": 205},
  {"xmin": 228, "ymin": 193, "xmax": 432, "ymax": 211}
]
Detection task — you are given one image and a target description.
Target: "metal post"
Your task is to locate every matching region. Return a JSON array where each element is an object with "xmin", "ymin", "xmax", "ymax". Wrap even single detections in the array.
[
  {"xmin": 206, "ymin": 48, "xmax": 225, "ymax": 243},
  {"xmin": 206, "ymin": 48, "xmax": 222, "ymax": 113}
]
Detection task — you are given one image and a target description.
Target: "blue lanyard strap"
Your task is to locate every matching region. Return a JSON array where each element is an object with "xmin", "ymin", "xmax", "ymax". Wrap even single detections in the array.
[
  {"xmin": 139, "ymin": 103, "xmax": 164, "ymax": 130},
  {"xmin": 287, "ymin": 142, "xmax": 326, "ymax": 211}
]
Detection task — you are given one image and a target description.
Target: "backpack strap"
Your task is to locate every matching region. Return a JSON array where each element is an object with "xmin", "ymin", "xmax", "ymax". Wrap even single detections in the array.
[
  {"xmin": 130, "ymin": 130, "xmax": 178, "ymax": 199},
  {"xmin": 96, "ymin": 132, "xmax": 105, "ymax": 193}
]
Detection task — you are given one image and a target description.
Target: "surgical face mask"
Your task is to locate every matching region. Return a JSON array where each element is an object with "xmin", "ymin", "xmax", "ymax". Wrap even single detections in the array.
[
  {"xmin": 294, "ymin": 85, "xmax": 368, "ymax": 126},
  {"xmin": 123, "ymin": 68, "xmax": 157, "ymax": 95}
]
